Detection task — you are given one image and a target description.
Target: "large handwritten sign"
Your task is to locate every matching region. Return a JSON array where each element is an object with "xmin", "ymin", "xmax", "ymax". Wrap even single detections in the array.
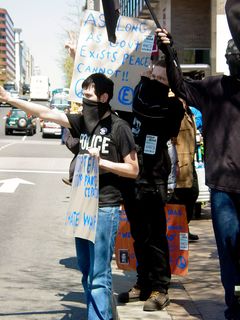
[
  {"xmin": 69, "ymin": 10, "xmax": 155, "ymax": 111},
  {"xmin": 65, "ymin": 154, "xmax": 99, "ymax": 243}
]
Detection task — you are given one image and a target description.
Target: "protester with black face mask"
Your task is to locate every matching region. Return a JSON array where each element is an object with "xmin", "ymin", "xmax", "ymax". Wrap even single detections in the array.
[
  {"xmin": 118, "ymin": 60, "xmax": 184, "ymax": 312},
  {"xmin": 0, "ymin": 73, "xmax": 139, "ymax": 320},
  {"xmin": 156, "ymin": 17, "xmax": 240, "ymax": 319}
]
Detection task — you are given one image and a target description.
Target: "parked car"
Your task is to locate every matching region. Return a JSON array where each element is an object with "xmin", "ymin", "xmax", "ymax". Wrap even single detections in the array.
[
  {"xmin": 41, "ymin": 97, "xmax": 69, "ymax": 138},
  {"xmin": 22, "ymin": 83, "xmax": 30, "ymax": 95},
  {"xmin": 5, "ymin": 108, "xmax": 37, "ymax": 135},
  {"xmin": 42, "ymin": 120, "xmax": 62, "ymax": 138}
]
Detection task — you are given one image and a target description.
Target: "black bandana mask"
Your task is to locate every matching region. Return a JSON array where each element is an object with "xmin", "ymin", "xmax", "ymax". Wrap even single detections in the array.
[
  {"xmin": 149, "ymin": 80, "xmax": 169, "ymax": 101},
  {"xmin": 82, "ymin": 98, "xmax": 111, "ymax": 134},
  {"xmin": 134, "ymin": 79, "xmax": 169, "ymax": 110}
]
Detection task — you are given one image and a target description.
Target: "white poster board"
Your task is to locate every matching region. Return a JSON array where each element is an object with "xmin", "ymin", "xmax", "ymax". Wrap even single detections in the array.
[
  {"xmin": 69, "ymin": 10, "xmax": 155, "ymax": 111},
  {"xmin": 65, "ymin": 154, "xmax": 99, "ymax": 243}
]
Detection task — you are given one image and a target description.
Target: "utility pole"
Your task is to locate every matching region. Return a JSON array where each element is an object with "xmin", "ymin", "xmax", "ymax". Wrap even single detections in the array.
[{"xmin": 14, "ymin": 28, "xmax": 22, "ymax": 93}]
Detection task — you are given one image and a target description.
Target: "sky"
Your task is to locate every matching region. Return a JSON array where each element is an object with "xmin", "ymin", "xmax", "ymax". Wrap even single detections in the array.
[{"xmin": 1, "ymin": 0, "xmax": 85, "ymax": 90}]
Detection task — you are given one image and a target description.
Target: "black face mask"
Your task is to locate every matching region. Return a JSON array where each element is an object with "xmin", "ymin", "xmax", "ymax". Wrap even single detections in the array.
[
  {"xmin": 82, "ymin": 98, "xmax": 111, "ymax": 134},
  {"xmin": 133, "ymin": 79, "xmax": 170, "ymax": 119},
  {"xmin": 226, "ymin": 54, "xmax": 240, "ymax": 78},
  {"xmin": 149, "ymin": 79, "xmax": 169, "ymax": 99}
]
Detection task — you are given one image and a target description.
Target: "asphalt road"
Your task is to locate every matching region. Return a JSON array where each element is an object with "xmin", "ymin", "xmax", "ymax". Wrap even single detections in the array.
[{"xmin": 0, "ymin": 106, "xmax": 87, "ymax": 320}]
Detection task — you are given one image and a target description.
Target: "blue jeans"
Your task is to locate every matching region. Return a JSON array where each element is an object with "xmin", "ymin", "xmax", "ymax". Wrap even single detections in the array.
[
  {"xmin": 75, "ymin": 206, "xmax": 120, "ymax": 320},
  {"xmin": 211, "ymin": 189, "xmax": 240, "ymax": 318}
]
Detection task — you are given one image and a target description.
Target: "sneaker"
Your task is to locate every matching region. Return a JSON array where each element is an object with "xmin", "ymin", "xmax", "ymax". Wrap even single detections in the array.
[
  {"xmin": 118, "ymin": 285, "xmax": 141, "ymax": 303},
  {"xmin": 189, "ymin": 232, "xmax": 199, "ymax": 241},
  {"xmin": 143, "ymin": 291, "xmax": 170, "ymax": 311},
  {"xmin": 62, "ymin": 177, "xmax": 72, "ymax": 186}
]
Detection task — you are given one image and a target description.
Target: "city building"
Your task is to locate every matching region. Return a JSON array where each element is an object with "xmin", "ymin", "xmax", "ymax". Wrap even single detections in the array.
[
  {"xmin": 119, "ymin": 0, "xmax": 231, "ymax": 76},
  {"xmin": 0, "ymin": 8, "xmax": 15, "ymax": 85},
  {"xmin": 0, "ymin": 7, "xmax": 34, "ymax": 92}
]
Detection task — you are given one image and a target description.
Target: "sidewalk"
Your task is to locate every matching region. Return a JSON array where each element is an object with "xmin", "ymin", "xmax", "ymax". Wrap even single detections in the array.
[{"xmin": 112, "ymin": 205, "xmax": 226, "ymax": 320}]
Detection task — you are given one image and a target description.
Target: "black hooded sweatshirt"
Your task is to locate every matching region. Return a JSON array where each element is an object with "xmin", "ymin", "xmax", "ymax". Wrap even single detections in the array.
[{"xmin": 164, "ymin": 50, "xmax": 240, "ymax": 193}]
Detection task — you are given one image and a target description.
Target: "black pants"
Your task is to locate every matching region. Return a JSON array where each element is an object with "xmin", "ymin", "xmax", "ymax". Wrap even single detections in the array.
[{"xmin": 123, "ymin": 183, "xmax": 171, "ymax": 293}]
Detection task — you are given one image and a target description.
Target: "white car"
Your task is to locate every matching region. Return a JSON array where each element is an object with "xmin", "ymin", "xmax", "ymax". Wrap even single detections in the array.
[{"xmin": 42, "ymin": 120, "xmax": 62, "ymax": 138}]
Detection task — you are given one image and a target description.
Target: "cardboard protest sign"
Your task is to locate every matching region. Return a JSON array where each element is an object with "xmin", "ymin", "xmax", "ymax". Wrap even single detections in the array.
[
  {"xmin": 115, "ymin": 207, "xmax": 137, "ymax": 271},
  {"xmin": 115, "ymin": 204, "xmax": 189, "ymax": 276},
  {"xmin": 165, "ymin": 204, "xmax": 188, "ymax": 276},
  {"xmin": 69, "ymin": 10, "xmax": 155, "ymax": 111},
  {"xmin": 65, "ymin": 154, "xmax": 99, "ymax": 243}
]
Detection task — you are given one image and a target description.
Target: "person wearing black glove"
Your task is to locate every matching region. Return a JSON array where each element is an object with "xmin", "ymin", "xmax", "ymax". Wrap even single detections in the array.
[{"xmin": 156, "ymin": 26, "xmax": 240, "ymax": 320}]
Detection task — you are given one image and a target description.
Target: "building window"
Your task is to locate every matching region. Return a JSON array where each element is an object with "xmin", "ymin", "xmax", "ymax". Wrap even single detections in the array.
[
  {"xmin": 183, "ymin": 48, "xmax": 210, "ymax": 64},
  {"xmin": 120, "ymin": 0, "xmax": 144, "ymax": 17}
]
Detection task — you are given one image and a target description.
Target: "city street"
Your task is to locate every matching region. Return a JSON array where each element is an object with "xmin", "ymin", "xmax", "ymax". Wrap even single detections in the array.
[
  {"xmin": 0, "ymin": 106, "xmax": 227, "ymax": 320},
  {"xmin": 0, "ymin": 107, "xmax": 87, "ymax": 320}
]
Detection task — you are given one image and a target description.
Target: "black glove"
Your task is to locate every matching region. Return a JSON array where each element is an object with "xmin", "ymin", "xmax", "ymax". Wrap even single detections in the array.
[{"xmin": 156, "ymin": 31, "xmax": 174, "ymax": 56}]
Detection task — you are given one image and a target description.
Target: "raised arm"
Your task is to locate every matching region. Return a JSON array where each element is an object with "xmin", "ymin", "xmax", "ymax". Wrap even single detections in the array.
[
  {"xmin": 0, "ymin": 86, "xmax": 71, "ymax": 128},
  {"xmin": 155, "ymin": 28, "xmax": 205, "ymax": 108},
  {"xmin": 155, "ymin": 28, "xmax": 186, "ymax": 97},
  {"xmin": 65, "ymin": 31, "xmax": 77, "ymax": 60}
]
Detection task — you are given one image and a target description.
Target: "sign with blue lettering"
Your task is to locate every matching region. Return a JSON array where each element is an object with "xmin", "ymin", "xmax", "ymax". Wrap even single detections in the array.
[
  {"xmin": 69, "ymin": 10, "xmax": 155, "ymax": 111},
  {"xmin": 65, "ymin": 154, "xmax": 99, "ymax": 243}
]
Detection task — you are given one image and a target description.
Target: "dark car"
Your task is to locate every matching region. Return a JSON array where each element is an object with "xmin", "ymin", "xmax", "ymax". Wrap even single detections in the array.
[
  {"xmin": 22, "ymin": 83, "xmax": 30, "ymax": 95},
  {"xmin": 5, "ymin": 108, "xmax": 37, "ymax": 135}
]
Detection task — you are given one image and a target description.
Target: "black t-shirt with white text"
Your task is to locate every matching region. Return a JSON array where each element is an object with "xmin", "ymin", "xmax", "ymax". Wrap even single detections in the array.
[{"xmin": 67, "ymin": 112, "xmax": 136, "ymax": 206}]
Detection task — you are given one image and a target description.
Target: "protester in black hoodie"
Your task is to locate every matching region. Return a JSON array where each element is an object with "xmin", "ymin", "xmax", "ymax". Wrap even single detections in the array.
[
  {"xmin": 118, "ymin": 60, "xmax": 184, "ymax": 312},
  {"xmin": 156, "ymin": 3, "xmax": 240, "ymax": 316}
]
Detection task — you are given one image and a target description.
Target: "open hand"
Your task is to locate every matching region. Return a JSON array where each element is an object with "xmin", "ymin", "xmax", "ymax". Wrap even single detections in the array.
[
  {"xmin": 65, "ymin": 31, "xmax": 77, "ymax": 59},
  {"xmin": 0, "ymin": 86, "xmax": 10, "ymax": 102}
]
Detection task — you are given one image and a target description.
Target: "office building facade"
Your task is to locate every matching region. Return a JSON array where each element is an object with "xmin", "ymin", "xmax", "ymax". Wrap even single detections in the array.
[
  {"xmin": 0, "ymin": 8, "xmax": 15, "ymax": 84},
  {"xmin": 120, "ymin": 0, "xmax": 231, "ymax": 76}
]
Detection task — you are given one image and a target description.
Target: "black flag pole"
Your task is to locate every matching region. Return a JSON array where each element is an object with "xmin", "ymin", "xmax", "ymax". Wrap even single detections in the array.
[
  {"xmin": 102, "ymin": 0, "xmax": 120, "ymax": 43},
  {"xmin": 144, "ymin": 0, "xmax": 162, "ymax": 28},
  {"xmin": 144, "ymin": 0, "xmax": 178, "ymax": 66}
]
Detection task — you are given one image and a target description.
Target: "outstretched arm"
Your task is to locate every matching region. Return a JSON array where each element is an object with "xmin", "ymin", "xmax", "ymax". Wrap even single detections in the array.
[{"xmin": 0, "ymin": 86, "xmax": 71, "ymax": 128}]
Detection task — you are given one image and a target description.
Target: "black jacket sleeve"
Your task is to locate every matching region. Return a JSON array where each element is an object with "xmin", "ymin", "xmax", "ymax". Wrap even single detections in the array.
[
  {"xmin": 63, "ymin": 128, "xmax": 79, "ymax": 155},
  {"xmin": 164, "ymin": 48, "xmax": 207, "ymax": 111}
]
